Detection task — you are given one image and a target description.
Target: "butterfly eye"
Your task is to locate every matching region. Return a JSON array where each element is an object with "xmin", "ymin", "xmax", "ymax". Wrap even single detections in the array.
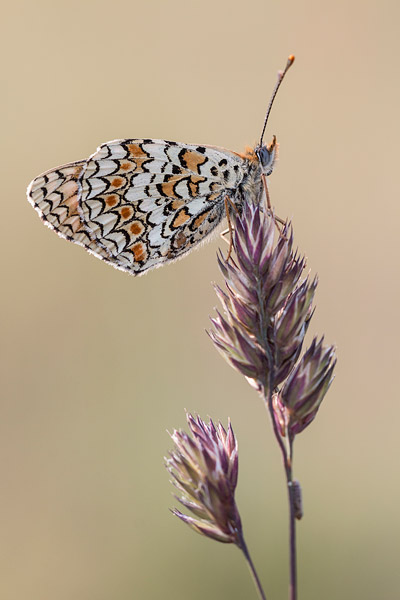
[{"xmin": 257, "ymin": 145, "xmax": 272, "ymax": 168}]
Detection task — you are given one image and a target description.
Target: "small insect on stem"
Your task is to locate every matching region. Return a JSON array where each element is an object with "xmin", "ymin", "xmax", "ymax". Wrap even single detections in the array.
[{"xmin": 290, "ymin": 480, "xmax": 303, "ymax": 520}]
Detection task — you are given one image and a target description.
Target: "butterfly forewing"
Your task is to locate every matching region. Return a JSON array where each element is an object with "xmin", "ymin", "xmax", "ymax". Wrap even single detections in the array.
[{"xmin": 74, "ymin": 139, "xmax": 246, "ymax": 274}]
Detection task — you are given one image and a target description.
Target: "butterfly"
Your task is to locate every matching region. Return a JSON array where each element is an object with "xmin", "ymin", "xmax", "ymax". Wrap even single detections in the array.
[{"xmin": 27, "ymin": 56, "xmax": 294, "ymax": 276}]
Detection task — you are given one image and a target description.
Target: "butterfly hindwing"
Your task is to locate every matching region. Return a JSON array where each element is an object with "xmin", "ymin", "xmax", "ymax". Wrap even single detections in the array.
[{"xmin": 27, "ymin": 160, "xmax": 113, "ymax": 261}]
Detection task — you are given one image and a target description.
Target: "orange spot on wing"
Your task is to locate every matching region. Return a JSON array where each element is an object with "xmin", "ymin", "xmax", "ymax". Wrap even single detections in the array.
[
  {"xmin": 189, "ymin": 181, "xmax": 197, "ymax": 196},
  {"xmin": 182, "ymin": 150, "xmax": 207, "ymax": 173},
  {"xmin": 120, "ymin": 161, "xmax": 132, "ymax": 171},
  {"xmin": 111, "ymin": 177, "xmax": 123, "ymax": 188},
  {"xmin": 130, "ymin": 221, "xmax": 144, "ymax": 235},
  {"xmin": 130, "ymin": 242, "xmax": 147, "ymax": 262},
  {"xmin": 193, "ymin": 211, "xmax": 209, "ymax": 228},
  {"xmin": 121, "ymin": 206, "xmax": 133, "ymax": 219},
  {"xmin": 161, "ymin": 179, "xmax": 178, "ymax": 197},
  {"xmin": 127, "ymin": 143, "xmax": 149, "ymax": 159},
  {"xmin": 106, "ymin": 195, "xmax": 118, "ymax": 207},
  {"xmin": 171, "ymin": 199, "xmax": 185, "ymax": 210},
  {"xmin": 172, "ymin": 208, "xmax": 190, "ymax": 228},
  {"xmin": 188, "ymin": 175, "xmax": 206, "ymax": 197},
  {"xmin": 207, "ymin": 191, "xmax": 220, "ymax": 203}
]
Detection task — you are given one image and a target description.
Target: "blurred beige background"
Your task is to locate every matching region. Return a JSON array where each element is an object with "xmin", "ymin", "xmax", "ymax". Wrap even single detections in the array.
[{"xmin": 1, "ymin": 1, "xmax": 399, "ymax": 598}]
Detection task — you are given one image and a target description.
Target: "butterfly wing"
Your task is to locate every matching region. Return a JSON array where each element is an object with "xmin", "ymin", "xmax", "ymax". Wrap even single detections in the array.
[
  {"xmin": 27, "ymin": 160, "xmax": 113, "ymax": 261},
  {"xmin": 28, "ymin": 139, "xmax": 247, "ymax": 275}
]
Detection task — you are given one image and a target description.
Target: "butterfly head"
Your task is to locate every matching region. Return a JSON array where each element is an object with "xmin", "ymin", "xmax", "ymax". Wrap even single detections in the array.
[{"xmin": 255, "ymin": 136, "xmax": 277, "ymax": 176}]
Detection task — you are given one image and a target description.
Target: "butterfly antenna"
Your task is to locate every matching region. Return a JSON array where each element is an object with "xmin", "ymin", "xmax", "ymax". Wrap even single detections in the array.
[{"xmin": 259, "ymin": 55, "xmax": 295, "ymax": 147}]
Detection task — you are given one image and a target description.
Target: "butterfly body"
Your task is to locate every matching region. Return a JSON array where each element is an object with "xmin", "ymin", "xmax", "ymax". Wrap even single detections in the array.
[{"xmin": 27, "ymin": 137, "xmax": 277, "ymax": 275}]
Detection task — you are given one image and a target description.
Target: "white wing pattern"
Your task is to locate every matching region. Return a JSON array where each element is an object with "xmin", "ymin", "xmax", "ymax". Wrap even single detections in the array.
[{"xmin": 28, "ymin": 138, "xmax": 255, "ymax": 275}]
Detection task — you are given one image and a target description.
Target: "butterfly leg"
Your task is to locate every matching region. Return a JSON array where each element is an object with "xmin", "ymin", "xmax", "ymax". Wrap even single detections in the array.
[
  {"xmin": 261, "ymin": 173, "xmax": 286, "ymax": 229},
  {"xmin": 261, "ymin": 172, "xmax": 283, "ymax": 220},
  {"xmin": 221, "ymin": 196, "xmax": 240, "ymax": 261},
  {"xmin": 220, "ymin": 228, "xmax": 230, "ymax": 242},
  {"xmin": 261, "ymin": 172, "xmax": 272, "ymax": 212}
]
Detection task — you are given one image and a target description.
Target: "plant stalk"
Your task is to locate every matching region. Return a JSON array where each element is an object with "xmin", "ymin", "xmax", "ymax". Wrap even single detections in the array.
[
  {"xmin": 238, "ymin": 532, "xmax": 267, "ymax": 600},
  {"xmin": 286, "ymin": 447, "xmax": 297, "ymax": 600},
  {"xmin": 264, "ymin": 382, "xmax": 297, "ymax": 600}
]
